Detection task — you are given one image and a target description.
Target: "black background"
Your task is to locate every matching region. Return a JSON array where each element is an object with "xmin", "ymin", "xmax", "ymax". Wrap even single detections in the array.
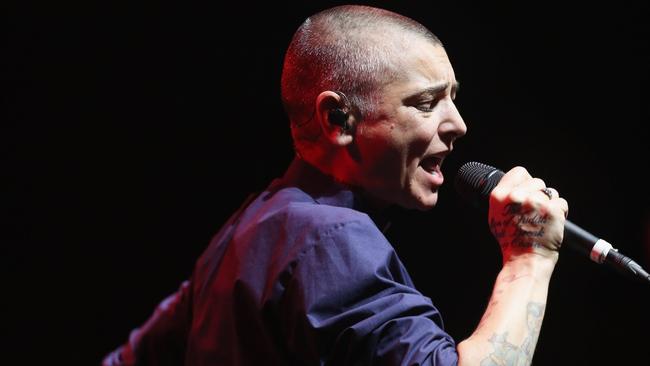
[{"xmin": 4, "ymin": 1, "xmax": 650, "ymax": 364}]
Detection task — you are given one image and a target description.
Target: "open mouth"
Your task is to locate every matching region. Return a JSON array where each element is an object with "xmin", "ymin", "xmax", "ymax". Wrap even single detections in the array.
[{"xmin": 420, "ymin": 155, "xmax": 442, "ymax": 175}]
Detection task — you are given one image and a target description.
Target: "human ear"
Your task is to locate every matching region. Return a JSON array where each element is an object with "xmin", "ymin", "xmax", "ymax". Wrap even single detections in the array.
[{"xmin": 315, "ymin": 91, "xmax": 354, "ymax": 146}]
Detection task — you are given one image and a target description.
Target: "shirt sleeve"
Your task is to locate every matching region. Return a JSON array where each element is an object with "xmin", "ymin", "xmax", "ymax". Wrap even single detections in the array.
[
  {"xmin": 102, "ymin": 280, "xmax": 192, "ymax": 366},
  {"xmin": 279, "ymin": 217, "xmax": 459, "ymax": 366}
]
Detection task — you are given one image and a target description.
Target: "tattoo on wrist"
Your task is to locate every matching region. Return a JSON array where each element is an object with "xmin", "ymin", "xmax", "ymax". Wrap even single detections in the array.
[{"xmin": 480, "ymin": 302, "xmax": 545, "ymax": 366}]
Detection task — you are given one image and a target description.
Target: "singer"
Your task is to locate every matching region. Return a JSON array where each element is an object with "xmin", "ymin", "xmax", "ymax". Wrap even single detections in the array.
[{"xmin": 104, "ymin": 5, "xmax": 568, "ymax": 365}]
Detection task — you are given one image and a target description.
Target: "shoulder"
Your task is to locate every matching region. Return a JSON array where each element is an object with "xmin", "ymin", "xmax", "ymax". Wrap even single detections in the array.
[
  {"xmin": 279, "ymin": 200, "xmax": 389, "ymax": 258},
  {"xmin": 254, "ymin": 186, "xmax": 382, "ymax": 242},
  {"xmin": 286, "ymin": 201, "xmax": 375, "ymax": 231},
  {"xmin": 273, "ymin": 202, "xmax": 411, "ymax": 288},
  {"xmin": 246, "ymin": 187, "xmax": 397, "ymax": 271}
]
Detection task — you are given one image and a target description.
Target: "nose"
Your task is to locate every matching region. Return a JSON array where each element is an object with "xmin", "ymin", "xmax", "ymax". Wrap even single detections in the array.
[{"xmin": 438, "ymin": 99, "xmax": 467, "ymax": 146}]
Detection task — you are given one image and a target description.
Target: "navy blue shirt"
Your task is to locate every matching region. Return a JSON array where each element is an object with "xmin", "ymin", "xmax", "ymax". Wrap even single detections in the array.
[{"xmin": 104, "ymin": 158, "xmax": 458, "ymax": 365}]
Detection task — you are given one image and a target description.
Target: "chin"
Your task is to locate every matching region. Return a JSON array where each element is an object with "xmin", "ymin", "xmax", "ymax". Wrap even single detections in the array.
[
  {"xmin": 416, "ymin": 199, "xmax": 438, "ymax": 211},
  {"xmin": 404, "ymin": 192, "xmax": 439, "ymax": 211}
]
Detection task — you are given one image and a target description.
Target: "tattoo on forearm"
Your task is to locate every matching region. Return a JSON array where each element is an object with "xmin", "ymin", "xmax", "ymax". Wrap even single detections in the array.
[{"xmin": 480, "ymin": 302, "xmax": 546, "ymax": 366}]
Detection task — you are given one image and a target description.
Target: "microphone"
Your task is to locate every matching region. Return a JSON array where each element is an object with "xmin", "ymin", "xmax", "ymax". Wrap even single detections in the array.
[{"xmin": 455, "ymin": 161, "xmax": 650, "ymax": 284}]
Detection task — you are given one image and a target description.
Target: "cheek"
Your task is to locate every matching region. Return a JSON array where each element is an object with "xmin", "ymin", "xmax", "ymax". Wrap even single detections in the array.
[
  {"xmin": 403, "ymin": 119, "xmax": 438, "ymax": 161},
  {"xmin": 358, "ymin": 122, "xmax": 400, "ymax": 158},
  {"xmin": 357, "ymin": 127, "xmax": 407, "ymax": 183},
  {"xmin": 358, "ymin": 113, "xmax": 437, "ymax": 179}
]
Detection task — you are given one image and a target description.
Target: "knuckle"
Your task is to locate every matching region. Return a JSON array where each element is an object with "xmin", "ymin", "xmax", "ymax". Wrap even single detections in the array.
[
  {"xmin": 531, "ymin": 178, "xmax": 546, "ymax": 188},
  {"xmin": 559, "ymin": 197, "xmax": 569, "ymax": 208},
  {"xmin": 559, "ymin": 198, "xmax": 569, "ymax": 216},
  {"xmin": 510, "ymin": 165, "xmax": 528, "ymax": 174},
  {"xmin": 507, "ymin": 187, "xmax": 527, "ymax": 203},
  {"xmin": 506, "ymin": 166, "xmax": 530, "ymax": 183},
  {"xmin": 508, "ymin": 166, "xmax": 530, "ymax": 178},
  {"xmin": 530, "ymin": 194, "xmax": 549, "ymax": 208},
  {"xmin": 490, "ymin": 191, "xmax": 506, "ymax": 206}
]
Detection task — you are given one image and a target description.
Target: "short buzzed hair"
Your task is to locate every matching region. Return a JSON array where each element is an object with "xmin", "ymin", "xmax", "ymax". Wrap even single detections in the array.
[{"xmin": 281, "ymin": 5, "xmax": 441, "ymax": 130}]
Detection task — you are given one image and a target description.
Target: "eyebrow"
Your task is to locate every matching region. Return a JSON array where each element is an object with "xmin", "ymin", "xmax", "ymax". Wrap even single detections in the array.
[{"xmin": 403, "ymin": 81, "xmax": 460, "ymax": 103}]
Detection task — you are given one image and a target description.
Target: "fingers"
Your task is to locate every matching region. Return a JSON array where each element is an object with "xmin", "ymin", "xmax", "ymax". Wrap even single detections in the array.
[
  {"xmin": 537, "ymin": 187, "xmax": 568, "ymax": 217},
  {"xmin": 491, "ymin": 166, "xmax": 569, "ymax": 218},
  {"xmin": 551, "ymin": 195, "xmax": 569, "ymax": 219},
  {"xmin": 492, "ymin": 166, "xmax": 547, "ymax": 204},
  {"xmin": 491, "ymin": 166, "xmax": 531, "ymax": 201},
  {"xmin": 541, "ymin": 187, "xmax": 554, "ymax": 200}
]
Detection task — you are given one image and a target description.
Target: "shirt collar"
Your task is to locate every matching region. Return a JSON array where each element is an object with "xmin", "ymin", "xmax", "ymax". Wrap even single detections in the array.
[{"xmin": 273, "ymin": 157, "xmax": 392, "ymax": 233}]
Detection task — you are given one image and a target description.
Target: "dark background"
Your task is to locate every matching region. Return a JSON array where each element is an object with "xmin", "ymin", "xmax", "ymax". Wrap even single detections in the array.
[{"xmin": 4, "ymin": 1, "xmax": 650, "ymax": 364}]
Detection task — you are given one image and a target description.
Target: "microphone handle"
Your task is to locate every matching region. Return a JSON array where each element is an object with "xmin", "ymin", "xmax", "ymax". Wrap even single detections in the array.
[{"xmin": 564, "ymin": 220, "xmax": 650, "ymax": 283}]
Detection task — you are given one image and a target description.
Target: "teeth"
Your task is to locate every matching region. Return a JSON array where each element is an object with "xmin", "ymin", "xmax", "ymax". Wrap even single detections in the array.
[{"xmin": 421, "ymin": 156, "xmax": 440, "ymax": 175}]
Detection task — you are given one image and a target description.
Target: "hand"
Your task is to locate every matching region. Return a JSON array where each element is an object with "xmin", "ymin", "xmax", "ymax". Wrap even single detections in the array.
[{"xmin": 488, "ymin": 166, "xmax": 569, "ymax": 265}]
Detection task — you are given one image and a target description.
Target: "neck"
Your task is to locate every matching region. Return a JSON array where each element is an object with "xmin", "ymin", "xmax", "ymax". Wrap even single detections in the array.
[{"xmin": 300, "ymin": 155, "xmax": 392, "ymax": 212}]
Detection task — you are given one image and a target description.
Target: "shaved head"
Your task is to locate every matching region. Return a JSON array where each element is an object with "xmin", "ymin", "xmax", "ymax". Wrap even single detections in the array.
[{"xmin": 281, "ymin": 5, "xmax": 441, "ymax": 139}]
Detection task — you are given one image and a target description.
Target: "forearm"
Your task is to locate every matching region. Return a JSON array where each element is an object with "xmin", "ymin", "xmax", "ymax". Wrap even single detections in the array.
[{"xmin": 457, "ymin": 255, "xmax": 555, "ymax": 366}]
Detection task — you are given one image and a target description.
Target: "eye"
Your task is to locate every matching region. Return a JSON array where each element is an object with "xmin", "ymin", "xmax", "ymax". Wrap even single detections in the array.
[{"xmin": 416, "ymin": 99, "xmax": 439, "ymax": 112}]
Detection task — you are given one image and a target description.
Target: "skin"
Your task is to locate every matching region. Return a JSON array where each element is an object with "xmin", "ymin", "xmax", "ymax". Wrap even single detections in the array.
[
  {"xmin": 458, "ymin": 170, "xmax": 567, "ymax": 366},
  {"xmin": 308, "ymin": 34, "xmax": 569, "ymax": 365},
  {"xmin": 315, "ymin": 39, "xmax": 466, "ymax": 210}
]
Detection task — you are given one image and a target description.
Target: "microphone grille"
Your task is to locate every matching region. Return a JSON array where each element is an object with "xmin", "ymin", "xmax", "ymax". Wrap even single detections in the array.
[{"xmin": 455, "ymin": 161, "xmax": 504, "ymax": 208}]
